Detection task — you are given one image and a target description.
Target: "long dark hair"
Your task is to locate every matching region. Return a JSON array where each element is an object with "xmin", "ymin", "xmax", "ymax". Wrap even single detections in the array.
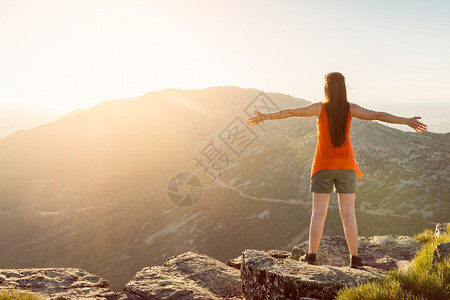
[{"xmin": 323, "ymin": 72, "xmax": 349, "ymax": 147}]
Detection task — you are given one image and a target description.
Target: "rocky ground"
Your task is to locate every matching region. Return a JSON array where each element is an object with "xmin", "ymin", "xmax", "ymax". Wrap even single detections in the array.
[{"xmin": 0, "ymin": 223, "xmax": 448, "ymax": 300}]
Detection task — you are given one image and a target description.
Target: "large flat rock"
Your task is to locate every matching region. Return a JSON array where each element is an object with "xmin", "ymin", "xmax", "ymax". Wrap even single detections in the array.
[
  {"xmin": 291, "ymin": 235, "xmax": 421, "ymax": 272},
  {"xmin": 241, "ymin": 249, "xmax": 383, "ymax": 300}
]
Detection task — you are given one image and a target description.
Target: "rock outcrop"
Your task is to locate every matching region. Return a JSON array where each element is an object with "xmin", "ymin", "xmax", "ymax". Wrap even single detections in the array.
[
  {"xmin": 432, "ymin": 223, "xmax": 450, "ymax": 265},
  {"xmin": 0, "ymin": 252, "xmax": 244, "ymax": 299},
  {"xmin": 435, "ymin": 222, "xmax": 449, "ymax": 236},
  {"xmin": 1, "ymin": 223, "xmax": 448, "ymax": 299},
  {"xmin": 234, "ymin": 234, "xmax": 421, "ymax": 300},
  {"xmin": 0, "ymin": 268, "xmax": 118, "ymax": 299},
  {"xmin": 240, "ymin": 249, "xmax": 382, "ymax": 300},
  {"xmin": 124, "ymin": 251, "xmax": 243, "ymax": 299},
  {"xmin": 432, "ymin": 242, "xmax": 450, "ymax": 264}
]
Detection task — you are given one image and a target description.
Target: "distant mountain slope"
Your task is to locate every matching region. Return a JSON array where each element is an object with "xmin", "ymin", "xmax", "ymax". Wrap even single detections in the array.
[
  {"xmin": 0, "ymin": 106, "xmax": 62, "ymax": 139},
  {"xmin": 0, "ymin": 87, "xmax": 283, "ymax": 209},
  {"xmin": 0, "ymin": 86, "xmax": 448, "ymax": 291}
]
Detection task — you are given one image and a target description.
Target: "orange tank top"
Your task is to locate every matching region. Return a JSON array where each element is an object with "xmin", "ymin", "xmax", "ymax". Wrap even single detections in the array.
[{"xmin": 310, "ymin": 103, "xmax": 363, "ymax": 179}]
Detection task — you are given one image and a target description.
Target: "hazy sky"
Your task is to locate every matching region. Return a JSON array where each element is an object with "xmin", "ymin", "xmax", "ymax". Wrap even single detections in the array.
[{"xmin": 1, "ymin": 0, "xmax": 450, "ymax": 116}]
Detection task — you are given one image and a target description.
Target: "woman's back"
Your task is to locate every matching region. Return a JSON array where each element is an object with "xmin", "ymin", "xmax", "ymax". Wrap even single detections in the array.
[{"xmin": 311, "ymin": 103, "xmax": 363, "ymax": 179}]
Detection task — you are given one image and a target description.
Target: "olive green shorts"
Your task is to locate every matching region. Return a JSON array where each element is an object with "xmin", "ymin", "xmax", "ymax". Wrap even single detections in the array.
[{"xmin": 310, "ymin": 169, "xmax": 357, "ymax": 194}]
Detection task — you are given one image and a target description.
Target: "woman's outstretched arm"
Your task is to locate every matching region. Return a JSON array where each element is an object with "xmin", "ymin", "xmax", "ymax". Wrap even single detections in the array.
[
  {"xmin": 246, "ymin": 102, "xmax": 321, "ymax": 126},
  {"xmin": 350, "ymin": 103, "xmax": 428, "ymax": 133}
]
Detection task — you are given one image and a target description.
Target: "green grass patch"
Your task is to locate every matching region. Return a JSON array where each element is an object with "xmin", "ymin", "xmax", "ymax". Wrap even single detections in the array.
[
  {"xmin": 413, "ymin": 229, "xmax": 435, "ymax": 243},
  {"xmin": 0, "ymin": 289, "xmax": 45, "ymax": 300},
  {"xmin": 336, "ymin": 224, "xmax": 450, "ymax": 300}
]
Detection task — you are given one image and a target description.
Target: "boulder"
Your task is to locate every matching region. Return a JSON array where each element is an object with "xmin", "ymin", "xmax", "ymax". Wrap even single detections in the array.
[
  {"xmin": 0, "ymin": 268, "xmax": 118, "ymax": 299},
  {"xmin": 290, "ymin": 235, "xmax": 421, "ymax": 272},
  {"xmin": 435, "ymin": 223, "xmax": 449, "ymax": 236},
  {"xmin": 432, "ymin": 242, "xmax": 450, "ymax": 264},
  {"xmin": 241, "ymin": 249, "xmax": 383, "ymax": 300},
  {"xmin": 123, "ymin": 251, "xmax": 243, "ymax": 299}
]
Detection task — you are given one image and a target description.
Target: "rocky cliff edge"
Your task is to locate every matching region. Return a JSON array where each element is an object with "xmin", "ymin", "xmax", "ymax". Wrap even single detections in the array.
[{"xmin": 1, "ymin": 223, "xmax": 449, "ymax": 300}]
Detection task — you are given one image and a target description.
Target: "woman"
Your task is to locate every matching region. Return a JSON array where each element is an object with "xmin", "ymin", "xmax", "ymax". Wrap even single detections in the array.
[{"xmin": 245, "ymin": 72, "xmax": 427, "ymax": 269}]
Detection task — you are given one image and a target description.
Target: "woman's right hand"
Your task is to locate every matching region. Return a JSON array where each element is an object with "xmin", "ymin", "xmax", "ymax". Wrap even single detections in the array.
[
  {"xmin": 407, "ymin": 116, "xmax": 428, "ymax": 133},
  {"xmin": 246, "ymin": 111, "xmax": 265, "ymax": 126}
]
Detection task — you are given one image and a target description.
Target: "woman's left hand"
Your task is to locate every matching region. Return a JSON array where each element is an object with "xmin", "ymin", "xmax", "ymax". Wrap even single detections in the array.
[{"xmin": 407, "ymin": 116, "xmax": 428, "ymax": 133}]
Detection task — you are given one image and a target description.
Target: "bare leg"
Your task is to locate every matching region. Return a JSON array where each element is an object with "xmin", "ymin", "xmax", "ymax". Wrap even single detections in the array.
[
  {"xmin": 308, "ymin": 193, "xmax": 330, "ymax": 254},
  {"xmin": 338, "ymin": 193, "xmax": 358, "ymax": 256}
]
